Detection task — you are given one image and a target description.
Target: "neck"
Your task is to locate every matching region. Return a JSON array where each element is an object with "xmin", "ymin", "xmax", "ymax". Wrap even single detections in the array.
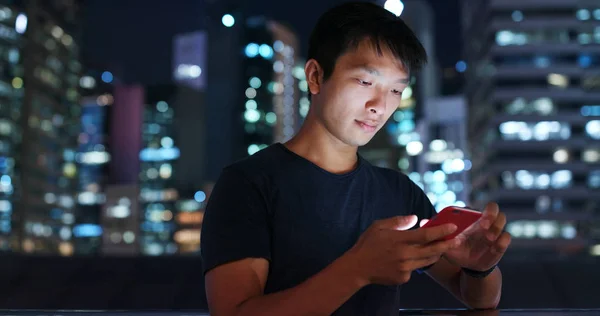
[{"xmin": 284, "ymin": 113, "xmax": 359, "ymax": 174}]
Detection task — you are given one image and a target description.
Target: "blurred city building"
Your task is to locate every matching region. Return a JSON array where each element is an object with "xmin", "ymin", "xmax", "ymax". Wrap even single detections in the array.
[
  {"xmin": 0, "ymin": 0, "xmax": 83, "ymax": 255},
  {"xmin": 101, "ymin": 82, "xmax": 207, "ymax": 256},
  {"xmin": 138, "ymin": 85, "xmax": 181, "ymax": 256},
  {"xmin": 204, "ymin": 15, "xmax": 305, "ymax": 181},
  {"xmin": 411, "ymin": 95, "xmax": 471, "ymax": 212},
  {"xmin": 461, "ymin": 0, "xmax": 600, "ymax": 256},
  {"xmin": 73, "ymin": 66, "xmax": 115, "ymax": 254}
]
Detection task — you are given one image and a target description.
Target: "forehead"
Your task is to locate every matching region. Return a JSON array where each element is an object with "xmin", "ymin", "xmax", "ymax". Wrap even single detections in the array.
[{"xmin": 337, "ymin": 39, "xmax": 408, "ymax": 74}]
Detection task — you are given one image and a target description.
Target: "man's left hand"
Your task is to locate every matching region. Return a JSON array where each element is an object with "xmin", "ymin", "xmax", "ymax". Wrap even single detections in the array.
[{"xmin": 421, "ymin": 202, "xmax": 511, "ymax": 271}]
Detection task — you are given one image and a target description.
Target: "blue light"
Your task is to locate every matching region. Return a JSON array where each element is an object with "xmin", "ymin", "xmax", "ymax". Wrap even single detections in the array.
[
  {"xmin": 245, "ymin": 43, "xmax": 259, "ymax": 58},
  {"xmin": 259, "ymin": 44, "xmax": 273, "ymax": 59},
  {"xmin": 455, "ymin": 60, "xmax": 467, "ymax": 73},
  {"xmin": 139, "ymin": 147, "xmax": 180, "ymax": 162},
  {"xmin": 579, "ymin": 55, "xmax": 592, "ymax": 68},
  {"xmin": 73, "ymin": 224, "xmax": 103, "ymax": 237},
  {"xmin": 0, "ymin": 175, "xmax": 10, "ymax": 185},
  {"xmin": 398, "ymin": 120, "xmax": 415, "ymax": 133},
  {"xmin": 50, "ymin": 208, "xmax": 63, "ymax": 220},
  {"xmin": 101, "ymin": 71, "xmax": 113, "ymax": 83},
  {"xmin": 582, "ymin": 105, "xmax": 600, "ymax": 116},
  {"xmin": 222, "ymin": 14, "xmax": 235, "ymax": 27},
  {"xmin": 386, "ymin": 122, "xmax": 398, "ymax": 134},
  {"xmin": 534, "ymin": 56, "xmax": 550, "ymax": 68},
  {"xmin": 194, "ymin": 191, "xmax": 206, "ymax": 203}
]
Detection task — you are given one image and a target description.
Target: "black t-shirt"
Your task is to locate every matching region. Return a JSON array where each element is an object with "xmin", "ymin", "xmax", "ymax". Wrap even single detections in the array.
[{"xmin": 201, "ymin": 143, "xmax": 437, "ymax": 315}]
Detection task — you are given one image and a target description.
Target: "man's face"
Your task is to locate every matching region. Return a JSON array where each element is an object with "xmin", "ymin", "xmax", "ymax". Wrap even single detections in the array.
[{"xmin": 311, "ymin": 40, "xmax": 410, "ymax": 147}]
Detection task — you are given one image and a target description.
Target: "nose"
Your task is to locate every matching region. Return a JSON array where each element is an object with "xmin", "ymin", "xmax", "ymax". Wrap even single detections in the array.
[{"xmin": 366, "ymin": 92, "xmax": 386, "ymax": 115}]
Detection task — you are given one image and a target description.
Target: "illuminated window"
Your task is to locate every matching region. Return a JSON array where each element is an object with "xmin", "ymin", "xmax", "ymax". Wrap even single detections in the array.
[
  {"xmin": 582, "ymin": 148, "xmax": 600, "ymax": 163},
  {"xmin": 499, "ymin": 121, "xmax": 570, "ymax": 141},
  {"xmin": 585, "ymin": 120, "xmax": 600, "ymax": 139},
  {"xmin": 577, "ymin": 9, "xmax": 591, "ymax": 21},
  {"xmin": 502, "ymin": 170, "xmax": 572, "ymax": 190},
  {"xmin": 589, "ymin": 170, "xmax": 600, "ymax": 188},
  {"xmin": 495, "ymin": 29, "xmax": 570, "ymax": 46},
  {"xmin": 506, "ymin": 220, "xmax": 576, "ymax": 239}
]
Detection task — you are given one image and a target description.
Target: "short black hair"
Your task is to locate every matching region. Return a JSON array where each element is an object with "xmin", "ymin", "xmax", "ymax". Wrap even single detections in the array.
[{"xmin": 307, "ymin": 1, "xmax": 428, "ymax": 81}]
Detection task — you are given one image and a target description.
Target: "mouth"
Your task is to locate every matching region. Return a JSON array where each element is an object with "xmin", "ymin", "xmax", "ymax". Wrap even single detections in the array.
[{"xmin": 355, "ymin": 120, "xmax": 378, "ymax": 133}]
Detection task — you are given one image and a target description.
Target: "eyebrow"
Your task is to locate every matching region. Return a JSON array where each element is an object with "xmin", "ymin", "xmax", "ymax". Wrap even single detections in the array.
[{"xmin": 357, "ymin": 65, "xmax": 410, "ymax": 84}]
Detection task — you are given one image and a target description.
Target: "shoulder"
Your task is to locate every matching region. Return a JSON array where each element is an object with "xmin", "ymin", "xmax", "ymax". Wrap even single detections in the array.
[
  {"xmin": 224, "ymin": 144, "xmax": 283, "ymax": 178},
  {"xmin": 221, "ymin": 144, "xmax": 288, "ymax": 184}
]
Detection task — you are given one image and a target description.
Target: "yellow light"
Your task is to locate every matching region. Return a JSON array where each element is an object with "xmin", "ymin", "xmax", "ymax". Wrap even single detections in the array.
[
  {"xmin": 12, "ymin": 77, "xmax": 23, "ymax": 89},
  {"xmin": 63, "ymin": 162, "xmax": 77, "ymax": 178},
  {"xmin": 59, "ymin": 242, "xmax": 74, "ymax": 256}
]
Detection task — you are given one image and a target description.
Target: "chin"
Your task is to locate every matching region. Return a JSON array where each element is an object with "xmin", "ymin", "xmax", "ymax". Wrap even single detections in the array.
[{"xmin": 343, "ymin": 137, "xmax": 373, "ymax": 147}]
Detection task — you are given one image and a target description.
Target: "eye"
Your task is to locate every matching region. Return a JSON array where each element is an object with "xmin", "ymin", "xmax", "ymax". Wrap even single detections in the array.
[
  {"xmin": 356, "ymin": 79, "xmax": 372, "ymax": 86},
  {"xmin": 391, "ymin": 89, "xmax": 403, "ymax": 96}
]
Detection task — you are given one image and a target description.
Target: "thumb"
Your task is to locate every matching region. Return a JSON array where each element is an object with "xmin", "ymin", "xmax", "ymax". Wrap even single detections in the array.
[{"xmin": 377, "ymin": 215, "xmax": 418, "ymax": 231}]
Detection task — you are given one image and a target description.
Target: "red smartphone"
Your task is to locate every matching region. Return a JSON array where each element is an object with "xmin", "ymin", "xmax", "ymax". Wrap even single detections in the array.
[{"xmin": 420, "ymin": 206, "xmax": 483, "ymax": 240}]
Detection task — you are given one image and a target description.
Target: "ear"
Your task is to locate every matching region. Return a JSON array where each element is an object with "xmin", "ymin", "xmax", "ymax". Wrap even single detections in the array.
[{"xmin": 304, "ymin": 59, "xmax": 323, "ymax": 96}]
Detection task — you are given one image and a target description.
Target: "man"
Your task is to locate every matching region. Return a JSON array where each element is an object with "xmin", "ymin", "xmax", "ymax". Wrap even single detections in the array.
[{"xmin": 201, "ymin": 2, "xmax": 511, "ymax": 315}]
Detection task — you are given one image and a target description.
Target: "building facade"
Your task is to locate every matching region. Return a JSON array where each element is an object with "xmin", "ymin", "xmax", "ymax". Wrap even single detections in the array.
[
  {"xmin": 1, "ymin": 0, "xmax": 83, "ymax": 255},
  {"xmin": 462, "ymin": 0, "xmax": 600, "ymax": 255}
]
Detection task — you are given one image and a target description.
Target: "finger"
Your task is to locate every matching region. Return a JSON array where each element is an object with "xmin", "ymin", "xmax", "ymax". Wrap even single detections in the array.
[
  {"xmin": 375, "ymin": 215, "xmax": 418, "ymax": 231},
  {"xmin": 412, "ymin": 255, "xmax": 443, "ymax": 271},
  {"xmin": 418, "ymin": 238, "xmax": 462, "ymax": 258},
  {"xmin": 480, "ymin": 202, "xmax": 499, "ymax": 229},
  {"xmin": 492, "ymin": 232, "xmax": 511, "ymax": 254},
  {"xmin": 404, "ymin": 224, "xmax": 457, "ymax": 244},
  {"xmin": 486, "ymin": 213, "xmax": 507, "ymax": 242},
  {"xmin": 419, "ymin": 219, "xmax": 429, "ymax": 227},
  {"xmin": 479, "ymin": 232, "xmax": 511, "ymax": 266},
  {"xmin": 400, "ymin": 255, "xmax": 443, "ymax": 272}
]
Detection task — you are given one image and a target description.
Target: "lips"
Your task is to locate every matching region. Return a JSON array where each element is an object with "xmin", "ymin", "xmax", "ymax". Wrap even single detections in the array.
[{"xmin": 356, "ymin": 120, "xmax": 378, "ymax": 132}]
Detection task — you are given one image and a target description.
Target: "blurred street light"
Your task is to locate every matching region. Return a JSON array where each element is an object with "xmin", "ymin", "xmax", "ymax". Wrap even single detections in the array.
[{"xmin": 384, "ymin": 0, "xmax": 404, "ymax": 17}]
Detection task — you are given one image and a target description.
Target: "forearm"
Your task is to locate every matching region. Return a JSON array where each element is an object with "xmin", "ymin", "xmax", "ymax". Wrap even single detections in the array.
[
  {"xmin": 427, "ymin": 258, "xmax": 502, "ymax": 310},
  {"xmin": 459, "ymin": 267, "xmax": 502, "ymax": 309},
  {"xmin": 236, "ymin": 253, "xmax": 366, "ymax": 316}
]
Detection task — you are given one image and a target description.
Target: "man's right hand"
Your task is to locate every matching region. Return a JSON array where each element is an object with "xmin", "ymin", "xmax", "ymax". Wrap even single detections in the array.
[{"xmin": 347, "ymin": 215, "xmax": 461, "ymax": 286}]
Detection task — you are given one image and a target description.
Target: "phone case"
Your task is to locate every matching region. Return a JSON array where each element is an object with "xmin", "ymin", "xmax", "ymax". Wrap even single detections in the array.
[{"xmin": 421, "ymin": 206, "xmax": 483, "ymax": 240}]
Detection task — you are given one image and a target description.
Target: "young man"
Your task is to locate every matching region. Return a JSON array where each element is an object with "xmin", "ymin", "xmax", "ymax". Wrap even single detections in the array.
[{"xmin": 201, "ymin": 2, "xmax": 511, "ymax": 315}]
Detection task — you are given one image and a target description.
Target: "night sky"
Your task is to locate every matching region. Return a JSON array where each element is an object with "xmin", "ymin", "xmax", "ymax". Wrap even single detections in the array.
[{"xmin": 82, "ymin": 0, "xmax": 461, "ymax": 85}]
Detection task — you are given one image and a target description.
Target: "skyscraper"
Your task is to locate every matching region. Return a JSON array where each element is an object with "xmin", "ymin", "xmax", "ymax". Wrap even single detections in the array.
[
  {"xmin": 73, "ymin": 67, "xmax": 114, "ymax": 254},
  {"xmin": 3, "ymin": 0, "xmax": 83, "ymax": 255},
  {"xmin": 412, "ymin": 96, "xmax": 471, "ymax": 212},
  {"xmin": 204, "ymin": 15, "xmax": 303, "ymax": 180},
  {"xmin": 462, "ymin": 0, "xmax": 600, "ymax": 255},
  {"xmin": 0, "ymin": 3, "xmax": 25, "ymax": 251},
  {"xmin": 240, "ymin": 17, "xmax": 302, "ymax": 155},
  {"xmin": 101, "ymin": 84, "xmax": 144, "ymax": 256},
  {"xmin": 138, "ymin": 85, "xmax": 180, "ymax": 256}
]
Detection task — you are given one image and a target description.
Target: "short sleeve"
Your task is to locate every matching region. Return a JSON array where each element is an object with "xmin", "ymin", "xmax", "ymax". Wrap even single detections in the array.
[{"xmin": 200, "ymin": 167, "xmax": 271, "ymax": 275}]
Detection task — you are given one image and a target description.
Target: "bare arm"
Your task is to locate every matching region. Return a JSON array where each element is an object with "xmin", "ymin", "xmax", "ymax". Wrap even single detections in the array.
[
  {"xmin": 205, "ymin": 253, "xmax": 367, "ymax": 316},
  {"xmin": 425, "ymin": 257, "xmax": 502, "ymax": 309},
  {"xmin": 205, "ymin": 217, "xmax": 460, "ymax": 316}
]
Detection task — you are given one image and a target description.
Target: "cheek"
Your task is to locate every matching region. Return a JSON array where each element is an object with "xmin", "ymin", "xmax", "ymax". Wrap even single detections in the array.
[{"xmin": 385, "ymin": 97, "xmax": 400, "ymax": 117}]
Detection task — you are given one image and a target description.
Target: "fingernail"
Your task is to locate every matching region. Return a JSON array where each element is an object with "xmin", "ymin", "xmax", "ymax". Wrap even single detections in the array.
[
  {"xmin": 449, "ymin": 224, "xmax": 458, "ymax": 232},
  {"xmin": 487, "ymin": 233, "xmax": 495, "ymax": 241}
]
